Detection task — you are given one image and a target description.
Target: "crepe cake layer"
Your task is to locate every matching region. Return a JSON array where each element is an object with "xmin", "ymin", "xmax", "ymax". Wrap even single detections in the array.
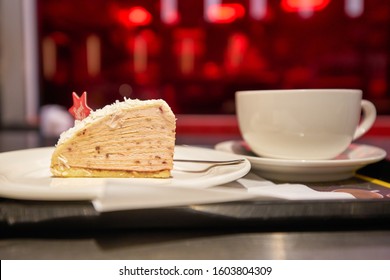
[{"xmin": 50, "ymin": 98, "xmax": 176, "ymax": 178}]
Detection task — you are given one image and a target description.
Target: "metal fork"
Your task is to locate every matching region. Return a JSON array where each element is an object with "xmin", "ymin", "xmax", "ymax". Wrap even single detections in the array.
[{"xmin": 173, "ymin": 159, "xmax": 245, "ymax": 173}]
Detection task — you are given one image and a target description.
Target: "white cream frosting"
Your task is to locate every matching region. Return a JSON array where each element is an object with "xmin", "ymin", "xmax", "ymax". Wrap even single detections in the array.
[{"xmin": 57, "ymin": 98, "xmax": 174, "ymax": 146}]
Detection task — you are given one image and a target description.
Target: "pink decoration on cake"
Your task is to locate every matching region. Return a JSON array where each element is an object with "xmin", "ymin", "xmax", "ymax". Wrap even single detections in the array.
[{"xmin": 68, "ymin": 91, "xmax": 92, "ymax": 120}]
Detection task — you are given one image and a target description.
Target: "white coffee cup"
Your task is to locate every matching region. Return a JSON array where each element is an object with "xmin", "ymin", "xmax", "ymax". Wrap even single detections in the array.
[{"xmin": 235, "ymin": 89, "xmax": 376, "ymax": 160}]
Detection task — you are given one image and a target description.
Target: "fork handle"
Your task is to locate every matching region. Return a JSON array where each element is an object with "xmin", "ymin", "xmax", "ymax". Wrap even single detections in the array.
[{"xmin": 174, "ymin": 159, "xmax": 245, "ymax": 164}]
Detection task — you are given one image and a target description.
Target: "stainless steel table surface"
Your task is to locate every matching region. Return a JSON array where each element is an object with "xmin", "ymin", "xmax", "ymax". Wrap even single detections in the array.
[{"xmin": 1, "ymin": 128, "xmax": 390, "ymax": 260}]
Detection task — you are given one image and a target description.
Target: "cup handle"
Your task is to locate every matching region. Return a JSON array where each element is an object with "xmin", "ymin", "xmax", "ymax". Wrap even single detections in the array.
[{"xmin": 353, "ymin": 99, "xmax": 376, "ymax": 140}]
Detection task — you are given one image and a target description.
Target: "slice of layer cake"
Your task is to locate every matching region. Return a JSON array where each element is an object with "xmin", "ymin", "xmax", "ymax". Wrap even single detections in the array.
[{"xmin": 50, "ymin": 98, "xmax": 176, "ymax": 178}]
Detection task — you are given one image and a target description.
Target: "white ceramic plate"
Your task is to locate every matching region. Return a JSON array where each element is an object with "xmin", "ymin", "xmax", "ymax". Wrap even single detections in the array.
[
  {"xmin": 0, "ymin": 146, "xmax": 250, "ymax": 201},
  {"xmin": 215, "ymin": 141, "xmax": 387, "ymax": 182}
]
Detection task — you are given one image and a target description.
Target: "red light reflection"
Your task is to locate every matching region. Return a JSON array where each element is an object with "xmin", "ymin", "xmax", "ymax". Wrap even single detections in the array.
[
  {"xmin": 206, "ymin": 3, "xmax": 245, "ymax": 23},
  {"xmin": 161, "ymin": 0, "xmax": 179, "ymax": 24},
  {"xmin": 281, "ymin": 0, "xmax": 330, "ymax": 12},
  {"xmin": 116, "ymin": 6, "xmax": 152, "ymax": 27}
]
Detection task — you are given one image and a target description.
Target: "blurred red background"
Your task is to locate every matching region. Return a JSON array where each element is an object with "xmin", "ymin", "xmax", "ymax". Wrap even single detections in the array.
[{"xmin": 37, "ymin": 0, "xmax": 390, "ymax": 114}]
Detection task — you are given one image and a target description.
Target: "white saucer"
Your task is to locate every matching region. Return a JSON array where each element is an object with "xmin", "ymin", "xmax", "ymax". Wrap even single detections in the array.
[{"xmin": 215, "ymin": 141, "xmax": 387, "ymax": 182}]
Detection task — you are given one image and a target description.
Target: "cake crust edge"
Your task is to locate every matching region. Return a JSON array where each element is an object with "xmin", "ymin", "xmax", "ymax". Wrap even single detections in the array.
[{"xmin": 50, "ymin": 164, "xmax": 171, "ymax": 178}]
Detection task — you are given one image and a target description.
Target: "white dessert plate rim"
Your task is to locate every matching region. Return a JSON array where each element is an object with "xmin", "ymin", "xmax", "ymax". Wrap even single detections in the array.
[{"xmin": 0, "ymin": 146, "xmax": 250, "ymax": 201}]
